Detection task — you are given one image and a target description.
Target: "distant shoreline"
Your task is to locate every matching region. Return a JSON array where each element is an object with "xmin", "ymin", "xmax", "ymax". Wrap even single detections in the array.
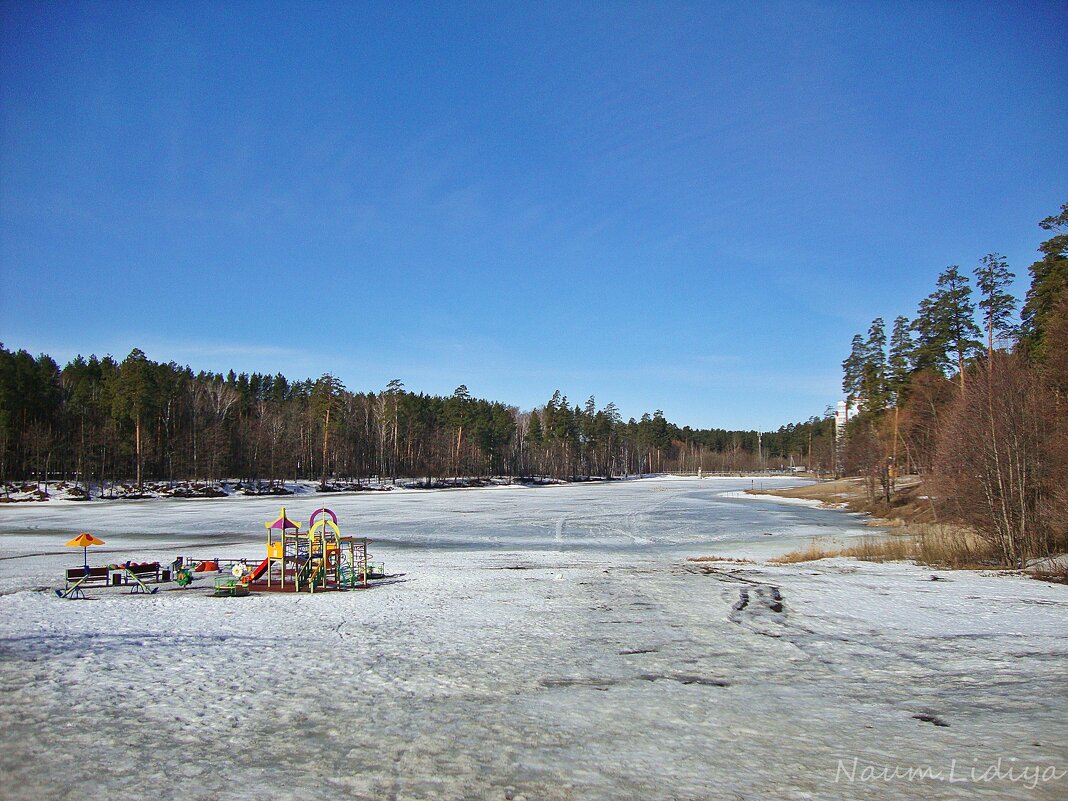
[{"xmin": 1, "ymin": 473, "xmax": 810, "ymax": 506}]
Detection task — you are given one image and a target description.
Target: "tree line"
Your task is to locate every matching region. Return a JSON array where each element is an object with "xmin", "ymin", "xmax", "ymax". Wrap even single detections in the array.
[
  {"xmin": 838, "ymin": 202, "xmax": 1068, "ymax": 563},
  {"xmin": 0, "ymin": 349, "xmax": 834, "ymax": 496}
]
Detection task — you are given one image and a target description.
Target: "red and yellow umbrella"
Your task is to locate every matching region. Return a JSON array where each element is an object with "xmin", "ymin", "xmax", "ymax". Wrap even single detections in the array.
[{"xmin": 66, "ymin": 533, "xmax": 105, "ymax": 570}]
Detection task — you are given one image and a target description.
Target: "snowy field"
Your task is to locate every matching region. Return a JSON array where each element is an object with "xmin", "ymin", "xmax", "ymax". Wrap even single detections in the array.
[{"xmin": 0, "ymin": 477, "xmax": 1065, "ymax": 800}]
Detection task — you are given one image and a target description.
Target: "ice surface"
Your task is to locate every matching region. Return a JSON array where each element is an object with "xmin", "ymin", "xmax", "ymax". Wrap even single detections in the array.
[{"xmin": 0, "ymin": 477, "xmax": 1065, "ymax": 800}]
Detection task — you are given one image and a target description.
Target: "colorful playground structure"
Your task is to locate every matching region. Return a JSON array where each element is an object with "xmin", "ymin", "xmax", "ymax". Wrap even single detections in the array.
[
  {"xmin": 56, "ymin": 506, "xmax": 385, "ymax": 599},
  {"xmin": 216, "ymin": 507, "xmax": 379, "ymax": 595}
]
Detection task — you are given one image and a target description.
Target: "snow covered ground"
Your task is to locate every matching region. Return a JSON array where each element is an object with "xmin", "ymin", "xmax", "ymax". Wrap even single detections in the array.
[{"xmin": 0, "ymin": 477, "xmax": 1065, "ymax": 800}]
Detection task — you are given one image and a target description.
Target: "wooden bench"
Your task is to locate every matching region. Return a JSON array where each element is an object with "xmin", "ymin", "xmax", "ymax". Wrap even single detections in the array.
[
  {"xmin": 58, "ymin": 566, "xmax": 111, "ymax": 599},
  {"xmin": 64, "ymin": 566, "xmax": 111, "ymax": 586},
  {"xmin": 119, "ymin": 562, "xmax": 161, "ymax": 594},
  {"xmin": 58, "ymin": 563, "xmax": 165, "ymax": 599},
  {"xmin": 125, "ymin": 562, "xmax": 162, "ymax": 582}
]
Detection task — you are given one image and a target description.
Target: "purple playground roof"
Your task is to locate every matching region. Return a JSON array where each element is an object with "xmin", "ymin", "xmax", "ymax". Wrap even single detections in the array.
[{"xmin": 265, "ymin": 508, "xmax": 301, "ymax": 530}]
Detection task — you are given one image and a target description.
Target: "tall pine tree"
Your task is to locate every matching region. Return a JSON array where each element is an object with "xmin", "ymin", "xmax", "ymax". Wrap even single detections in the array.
[
  {"xmin": 974, "ymin": 252, "xmax": 1017, "ymax": 359},
  {"xmin": 113, "ymin": 349, "xmax": 156, "ymax": 492},
  {"xmin": 861, "ymin": 318, "xmax": 888, "ymax": 411},
  {"xmin": 1019, "ymin": 202, "xmax": 1068, "ymax": 362},
  {"xmin": 912, "ymin": 266, "xmax": 981, "ymax": 389},
  {"xmin": 841, "ymin": 334, "xmax": 866, "ymax": 406},
  {"xmin": 886, "ymin": 315, "xmax": 913, "ymax": 405}
]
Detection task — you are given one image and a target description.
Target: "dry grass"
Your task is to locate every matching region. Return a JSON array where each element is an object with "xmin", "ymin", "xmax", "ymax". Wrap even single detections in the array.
[
  {"xmin": 910, "ymin": 523, "xmax": 996, "ymax": 568},
  {"xmin": 686, "ymin": 555, "xmax": 754, "ymax": 564},
  {"xmin": 768, "ymin": 542, "xmax": 841, "ymax": 564},
  {"xmin": 840, "ymin": 535, "xmax": 913, "ymax": 562},
  {"xmin": 755, "ymin": 476, "xmax": 1011, "ymax": 569},
  {"xmin": 768, "ymin": 525, "xmax": 1000, "ymax": 568}
]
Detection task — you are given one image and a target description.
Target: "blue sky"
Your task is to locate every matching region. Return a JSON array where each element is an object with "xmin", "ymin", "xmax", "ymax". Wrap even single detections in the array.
[{"xmin": 1, "ymin": 1, "xmax": 1066, "ymax": 430}]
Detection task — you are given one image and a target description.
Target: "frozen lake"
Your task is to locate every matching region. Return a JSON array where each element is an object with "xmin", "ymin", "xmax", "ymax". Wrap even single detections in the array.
[
  {"xmin": 1, "ymin": 477, "xmax": 1065, "ymax": 800},
  {"xmin": 0, "ymin": 475, "xmax": 855, "ymax": 556}
]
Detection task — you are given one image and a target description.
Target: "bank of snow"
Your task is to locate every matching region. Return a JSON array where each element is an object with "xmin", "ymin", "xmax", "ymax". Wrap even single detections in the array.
[{"xmin": 719, "ymin": 488, "xmax": 829, "ymax": 508}]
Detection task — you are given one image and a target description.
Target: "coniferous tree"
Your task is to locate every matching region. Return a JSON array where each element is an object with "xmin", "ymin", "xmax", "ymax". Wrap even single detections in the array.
[
  {"xmin": 61, "ymin": 356, "xmax": 97, "ymax": 495},
  {"xmin": 203, "ymin": 376, "xmax": 239, "ymax": 485},
  {"xmin": 912, "ymin": 295, "xmax": 948, "ymax": 376},
  {"xmin": 311, "ymin": 373, "xmax": 345, "ymax": 486},
  {"xmin": 912, "ymin": 266, "xmax": 982, "ymax": 389},
  {"xmin": 113, "ymin": 349, "xmax": 156, "ymax": 492},
  {"xmin": 861, "ymin": 318, "xmax": 888, "ymax": 411},
  {"xmin": 886, "ymin": 315, "xmax": 913, "ymax": 405},
  {"xmin": 649, "ymin": 410, "xmax": 672, "ymax": 472},
  {"xmin": 883, "ymin": 315, "xmax": 915, "ymax": 482},
  {"xmin": 973, "ymin": 252, "xmax": 1017, "ymax": 359},
  {"xmin": 527, "ymin": 411, "xmax": 542, "ymax": 443},
  {"xmin": 841, "ymin": 334, "xmax": 866, "ymax": 407},
  {"xmin": 446, "ymin": 385, "xmax": 471, "ymax": 479},
  {"xmin": 1019, "ymin": 202, "xmax": 1068, "ymax": 362}
]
